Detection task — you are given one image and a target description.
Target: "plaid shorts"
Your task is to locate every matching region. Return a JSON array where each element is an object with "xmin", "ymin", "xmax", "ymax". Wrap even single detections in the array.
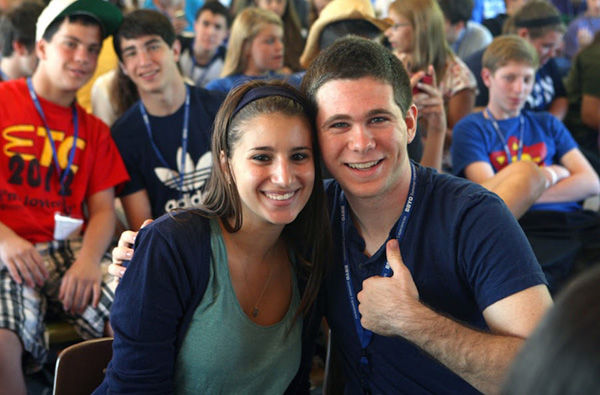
[{"xmin": 0, "ymin": 239, "xmax": 116, "ymax": 368}]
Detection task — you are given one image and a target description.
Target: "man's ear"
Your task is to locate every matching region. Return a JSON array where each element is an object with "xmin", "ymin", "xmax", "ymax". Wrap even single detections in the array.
[
  {"xmin": 13, "ymin": 41, "xmax": 29, "ymax": 56},
  {"xmin": 517, "ymin": 27, "xmax": 529, "ymax": 39},
  {"xmin": 119, "ymin": 61, "xmax": 128, "ymax": 76},
  {"xmin": 405, "ymin": 103, "xmax": 418, "ymax": 144},
  {"xmin": 172, "ymin": 38, "xmax": 182, "ymax": 62},
  {"xmin": 481, "ymin": 67, "xmax": 492, "ymax": 88},
  {"xmin": 35, "ymin": 39, "xmax": 46, "ymax": 61}
]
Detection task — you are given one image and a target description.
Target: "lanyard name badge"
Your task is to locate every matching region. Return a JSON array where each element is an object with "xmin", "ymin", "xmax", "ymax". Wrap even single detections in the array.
[
  {"xmin": 26, "ymin": 78, "xmax": 83, "ymax": 241},
  {"xmin": 485, "ymin": 108, "xmax": 524, "ymax": 163},
  {"xmin": 139, "ymin": 85, "xmax": 190, "ymax": 196},
  {"xmin": 340, "ymin": 161, "xmax": 417, "ymax": 390}
]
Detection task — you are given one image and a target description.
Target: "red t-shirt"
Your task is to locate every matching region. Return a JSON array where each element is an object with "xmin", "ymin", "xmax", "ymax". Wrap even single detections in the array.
[{"xmin": 0, "ymin": 79, "xmax": 129, "ymax": 243}]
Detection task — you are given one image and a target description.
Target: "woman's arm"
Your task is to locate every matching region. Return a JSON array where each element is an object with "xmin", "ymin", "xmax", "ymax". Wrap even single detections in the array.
[{"xmin": 101, "ymin": 221, "xmax": 194, "ymax": 393}]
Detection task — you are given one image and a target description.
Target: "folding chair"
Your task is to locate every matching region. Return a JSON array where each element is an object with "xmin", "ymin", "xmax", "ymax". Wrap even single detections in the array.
[{"xmin": 53, "ymin": 337, "xmax": 113, "ymax": 395}]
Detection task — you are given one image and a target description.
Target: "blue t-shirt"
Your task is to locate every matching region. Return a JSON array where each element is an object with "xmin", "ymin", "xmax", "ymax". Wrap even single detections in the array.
[
  {"xmin": 111, "ymin": 85, "xmax": 225, "ymax": 219},
  {"xmin": 467, "ymin": 50, "xmax": 566, "ymax": 111},
  {"xmin": 322, "ymin": 165, "xmax": 546, "ymax": 394},
  {"xmin": 452, "ymin": 110, "xmax": 580, "ymax": 212},
  {"xmin": 205, "ymin": 72, "xmax": 302, "ymax": 94}
]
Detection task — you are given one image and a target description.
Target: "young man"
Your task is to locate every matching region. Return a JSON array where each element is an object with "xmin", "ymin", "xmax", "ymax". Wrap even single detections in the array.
[
  {"xmin": 303, "ymin": 36, "xmax": 551, "ymax": 394},
  {"xmin": 111, "ymin": 10, "xmax": 225, "ymax": 231},
  {"xmin": 0, "ymin": 0, "xmax": 128, "ymax": 393},
  {"xmin": 112, "ymin": 37, "xmax": 552, "ymax": 393},
  {"xmin": 466, "ymin": 0, "xmax": 568, "ymax": 119},
  {"xmin": 453, "ymin": 35, "xmax": 600, "ymax": 293},
  {"xmin": 439, "ymin": 0, "xmax": 493, "ymax": 60},
  {"xmin": 178, "ymin": 1, "xmax": 230, "ymax": 87},
  {"xmin": 0, "ymin": 1, "xmax": 44, "ymax": 81}
]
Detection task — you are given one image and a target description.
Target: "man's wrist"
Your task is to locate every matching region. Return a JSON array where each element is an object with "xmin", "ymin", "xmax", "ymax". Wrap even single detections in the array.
[{"xmin": 543, "ymin": 167, "xmax": 558, "ymax": 188}]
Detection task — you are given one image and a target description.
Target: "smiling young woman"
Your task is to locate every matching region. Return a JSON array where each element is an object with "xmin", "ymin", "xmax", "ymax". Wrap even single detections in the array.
[{"xmin": 96, "ymin": 80, "xmax": 332, "ymax": 394}]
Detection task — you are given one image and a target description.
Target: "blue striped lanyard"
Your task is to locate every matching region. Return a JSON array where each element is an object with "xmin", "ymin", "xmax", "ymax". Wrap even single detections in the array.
[
  {"xmin": 26, "ymin": 78, "xmax": 78, "ymax": 196},
  {"xmin": 485, "ymin": 108, "xmax": 524, "ymax": 164},
  {"xmin": 340, "ymin": 162, "xmax": 417, "ymax": 371},
  {"xmin": 139, "ymin": 85, "xmax": 190, "ymax": 192}
]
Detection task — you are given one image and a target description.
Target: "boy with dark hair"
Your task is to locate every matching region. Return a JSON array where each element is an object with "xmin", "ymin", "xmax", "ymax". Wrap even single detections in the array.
[
  {"xmin": 111, "ymin": 9, "xmax": 225, "ymax": 231},
  {"xmin": 438, "ymin": 0, "xmax": 493, "ymax": 60},
  {"xmin": 0, "ymin": 1, "xmax": 44, "ymax": 81},
  {"xmin": 466, "ymin": 0, "xmax": 568, "ymax": 119},
  {"xmin": 0, "ymin": 0, "xmax": 128, "ymax": 393},
  {"xmin": 453, "ymin": 35, "xmax": 600, "ymax": 293},
  {"xmin": 178, "ymin": 1, "xmax": 230, "ymax": 87}
]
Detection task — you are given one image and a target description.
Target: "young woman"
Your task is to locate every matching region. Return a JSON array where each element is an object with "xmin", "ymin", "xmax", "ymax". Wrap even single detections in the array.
[
  {"xmin": 206, "ymin": 8, "xmax": 301, "ymax": 93},
  {"xmin": 385, "ymin": 0, "xmax": 476, "ymax": 131},
  {"xmin": 231, "ymin": 0, "xmax": 306, "ymax": 71},
  {"xmin": 96, "ymin": 81, "xmax": 331, "ymax": 393}
]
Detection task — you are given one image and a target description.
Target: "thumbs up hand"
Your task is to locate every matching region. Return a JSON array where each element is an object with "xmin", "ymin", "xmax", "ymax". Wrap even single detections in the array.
[{"xmin": 357, "ymin": 239, "xmax": 421, "ymax": 337}]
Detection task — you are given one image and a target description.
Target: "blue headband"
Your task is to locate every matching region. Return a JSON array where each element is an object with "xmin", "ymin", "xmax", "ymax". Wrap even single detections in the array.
[
  {"xmin": 231, "ymin": 85, "xmax": 308, "ymax": 118},
  {"xmin": 515, "ymin": 15, "xmax": 562, "ymax": 28}
]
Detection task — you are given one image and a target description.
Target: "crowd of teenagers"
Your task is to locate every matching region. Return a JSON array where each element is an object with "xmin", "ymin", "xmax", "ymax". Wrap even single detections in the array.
[{"xmin": 0, "ymin": 0, "xmax": 599, "ymax": 393}]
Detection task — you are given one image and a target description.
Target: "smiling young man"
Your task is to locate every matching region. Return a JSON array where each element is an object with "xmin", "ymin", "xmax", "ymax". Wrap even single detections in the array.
[
  {"xmin": 178, "ymin": 1, "xmax": 230, "ymax": 87},
  {"xmin": 301, "ymin": 36, "xmax": 552, "ymax": 394},
  {"xmin": 111, "ymin": 9, "xmax": 225, "ymax": 231},
  {"xmin": 0, "ymin": 0, "xmax": 128, "ymax": 393},
  {"xmin": 453, "ymin": 35, "xmax": 600, "ymax": 293}
]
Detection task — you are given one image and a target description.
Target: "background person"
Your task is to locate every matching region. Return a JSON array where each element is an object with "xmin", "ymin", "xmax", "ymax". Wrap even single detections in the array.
[
  {"xmin": 564, "ymin": 31, "xmax": 600, "ymax": 175},
  {"xmin": 467, "ymin": 0, "xmax": 568, "ymax": 119},
  {"xmin": 453, "ymin": 35, "xmax": 600, "ymax": 293},
  {"xmin": 563, "ymin": 0, "xmax": 600, "ymax": 59},
  {"xmin": 231, "ymin": 0, "xmax": 305, "ymax": 72},
  {"xmin": 0, "ymin": 1, "xmax": 43, "ymax": 82},
  {"xmin": 438, "ymin": 0, "xmax": 493, "ymax": 61},
  {"xmin": 502, "ymin": 264, "xmax": 600, "ymax": 395},
  {"xmin": 385, "ymin": 0, "xmax": 477, "ymax": 170},
  {"xmin": 110, "ymin": 9, "xmax": 225, "ymax": 231},
  {"xmin": 178, "ymin": 1, "xmax": 230, "ymax": 87},
  {"xmin": 206, "ymin": 7, "xmax": 299, "ymax": 93}
]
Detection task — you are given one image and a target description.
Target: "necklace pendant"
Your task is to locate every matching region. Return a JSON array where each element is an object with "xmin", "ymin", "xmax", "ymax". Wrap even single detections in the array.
[{"xmin": 252, "ymin": 307, "xmax": 259, "ymax": 317}]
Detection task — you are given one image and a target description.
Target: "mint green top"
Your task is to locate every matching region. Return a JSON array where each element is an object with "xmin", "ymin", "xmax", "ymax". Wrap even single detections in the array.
[{"xmin": 174, "ymin": 220, "xmax": 302, "ymax": 394}]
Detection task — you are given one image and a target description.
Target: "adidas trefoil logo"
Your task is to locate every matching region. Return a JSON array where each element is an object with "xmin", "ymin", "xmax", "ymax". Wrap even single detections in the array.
[{"xmin": 154, "ymin": 148, "xmax": 212, "ymax": 192}]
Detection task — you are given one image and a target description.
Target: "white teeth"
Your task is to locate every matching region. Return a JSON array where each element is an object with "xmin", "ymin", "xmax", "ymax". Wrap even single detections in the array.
[
  {"xmin": 265, "ymin": 191, "xmax": 295, "ymax": 200},
  {"xmin": 348, "ymin": 160, "xmax": 379, "ymax": 169}
]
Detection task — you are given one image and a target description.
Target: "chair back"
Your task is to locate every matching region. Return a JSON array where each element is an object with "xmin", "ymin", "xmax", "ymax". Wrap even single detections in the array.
[{"xmin": 53, "ymin": 337, "xmax": 113, "ymax": 395}]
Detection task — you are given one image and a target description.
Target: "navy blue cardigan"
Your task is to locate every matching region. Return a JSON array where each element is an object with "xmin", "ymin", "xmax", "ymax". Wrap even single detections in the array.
[{"xmin": 95, "ymin": 212, "xmax": 320, "ymax": 394}]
